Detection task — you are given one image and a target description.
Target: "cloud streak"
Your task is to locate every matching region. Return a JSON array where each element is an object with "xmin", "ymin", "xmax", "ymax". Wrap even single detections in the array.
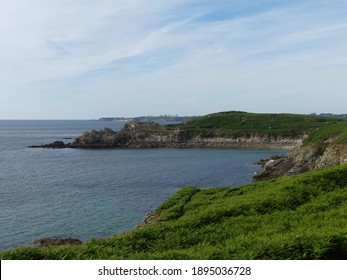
[{"xmin": 1, "ymin": 0, "xmax": 347, "ymax": 118}]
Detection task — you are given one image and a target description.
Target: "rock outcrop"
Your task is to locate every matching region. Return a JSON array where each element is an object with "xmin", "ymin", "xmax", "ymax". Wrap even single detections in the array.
[
  {"xmin": 28, "ymin": 141, "xmax": 69, "ymax": 149},
  {"xmin": 71, "ymin": 121, "xmax": 178, "ymax": 148},
  {"xmin": 253, "ymin": 143, "xmax": 347, "ymax": 181},
  {"xmin": 137, "ymin": 211, "xmax": 160, "ymax": 227},
  {"xmin": 29, "ymin": 121, "xmax": 302, "ymax": 150},
  {"xmin": 33, "ymin": 237, "xmax": 82, "ymax": 247},
  {"xmin": 71, "ymin": 127, "xmax": 119, "ymax": 148},
  {"xmin": 28, "ymin": 120, "xmax": 347, "ymax": 181},
  {"xmin": 176, "ymin": 134, "xmax": 301, "ymax": 149},
  {"xmin": 73, "ymin": 121, "xmax": 302, "ymax": 149},
  {"xmin": 253, "ymin": 156, "xmax": 308, "ymax": 181}
]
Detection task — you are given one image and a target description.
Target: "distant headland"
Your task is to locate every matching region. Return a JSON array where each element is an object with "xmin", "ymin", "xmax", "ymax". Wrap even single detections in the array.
[
  {"xmin": 97, "ymin": 113, "xmax": 347, "ymax": 122},
  {"xmin": 98, "ymin": 115, "xmax": 197, "ymax": 123}
]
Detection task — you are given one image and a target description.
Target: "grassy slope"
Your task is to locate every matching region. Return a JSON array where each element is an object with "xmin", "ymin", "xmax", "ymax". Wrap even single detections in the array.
[
  {"xmin": 175, "ymin": 111, "xmax": 344, "ymax": 136},
  {"xmin": 303, "ymin": 122, "xmax": 347, "ymax": 145},
  {"xmin": 2, "ymin": 164, "xmax": 347, "ymax": 260}
]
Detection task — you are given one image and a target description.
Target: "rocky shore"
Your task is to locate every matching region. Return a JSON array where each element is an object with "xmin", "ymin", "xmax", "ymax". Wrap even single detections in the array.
[
  {"xmin": 28, "ymin": 120, "xmax": 302, "ymax": 149},
  {"xmin": 253, "ymin": 143, "xmax": 347, "ymax": 181},
  {"xmin": 28, "ymin": 120, "xmax": 347, "ymax": 181},
  {"xmin": 33, "ymin": 237, "xmax": 82, "ymax": 247},
  {"xmin": 24, "ymin": 119, "xmax": 347, "ymax": 248}
]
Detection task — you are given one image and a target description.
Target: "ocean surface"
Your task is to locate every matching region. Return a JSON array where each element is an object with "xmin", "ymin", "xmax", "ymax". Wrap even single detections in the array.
[{"xmin": 0, "ymin": 120, "xmax": 285, "ymax": 251}]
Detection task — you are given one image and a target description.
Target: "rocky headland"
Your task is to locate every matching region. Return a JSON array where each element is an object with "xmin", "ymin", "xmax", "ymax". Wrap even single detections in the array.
[
  {"xmin": 29, "ymin": 120, "xmax": 303, "ymax": 149},
  {"xmin": 28, "ymin": 114, "xmax": 347, "ymax": 181},
  {"xmin": 91, "ymin": 130, "xmax": 344, "ymax": 181}
]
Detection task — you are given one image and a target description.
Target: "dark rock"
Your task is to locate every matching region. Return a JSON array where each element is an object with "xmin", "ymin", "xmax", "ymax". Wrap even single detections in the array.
[
  {"xmin": 28, "ymin": 141, "xmax": 68, "ymax": 149},
  {"xmin": 69, "ymin": 121, "xmax": 175, "ymax": 148},
  {"xmin": 252, "ymin": 155, "xmax": 282, "ymax": 167},
  {"xmin": 287, "ymin": 165, "xmax": 310, "ymax": 175},
  {"xmin": 33, "ymin": 237, "xmax": 82, "ymax": 247},
  {"xmin": 28, "ymin": 120, "xmax": 303, "ymax": 150},
  {"xmin": 71, "ymin": 128, "xmax": 118, "ymax": 148},
  {"xmin": 253, "ymin": 157, "xmax": 295, "ymax": 181},
  {"xmin": 137, "ymin": 211, "xmax": 160, "ymax": 227}
]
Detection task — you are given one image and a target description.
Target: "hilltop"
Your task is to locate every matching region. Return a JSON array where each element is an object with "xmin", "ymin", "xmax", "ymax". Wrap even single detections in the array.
[
  {"xmin": 175, "ymin": 111, "xmax": 342, "ymax": 135},
  {"xmin": 2, "ymin": 163, "xmax": 347, "ymax": 260}
]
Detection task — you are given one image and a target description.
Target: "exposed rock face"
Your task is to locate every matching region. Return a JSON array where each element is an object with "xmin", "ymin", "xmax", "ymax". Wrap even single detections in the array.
[
  {"xmin": 72, "ymin": 128, "xmax": 119, "ymax": 148},
  {"xmin": 310, "ymin": 145, "xmax": 347, "ymax": 168},
  {"xmin": 253, "ymin": 156, "xmax": 308, "ymax": 181},
  {"xmin": 71, "ymin": 121, "xmax": 178, "ymax": 148},
  {"xmin": 33, "ymin": 237, "xmax": 82, "ymax": 247},
  {"xmin": 27, "ymin": 120, "xmax": 347, "ymax": 181},
  {"xmin": 28, "ymin": 121, "xmax": 302, "ymax": 149},
  {"xmin": 28, "ymin": 141, "xmax": 69, "ymax": 149},
  {"xmin": 253, "ymin": 143, "xmax": 347, "ymax": 181},
  {"xmin": 73, "ymin": 125, "xmax": 301, "ymax": 149},
  {"xmin": 178, "ymin": 134, "xmax": 302, "ymax": 149},
  {"xmin": 137, "ymin": 211, "xmax": 160, "ymax": 227}
]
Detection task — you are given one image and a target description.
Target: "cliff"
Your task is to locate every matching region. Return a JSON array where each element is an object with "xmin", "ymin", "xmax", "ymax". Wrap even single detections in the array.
[
  {"xmin": 28, "ymin": 111, "xmax": 347, "ymax": 181},
  {"xmin": 254, "ymin": 121, "xmax": 347, "ymax": 180},
  {"xmin": 71, "ymin": 121, "xmax": 178, "ymax": 148},
  {"xmin": 68, "ymin": 120, "xmax": 302, "ymax": 149}
]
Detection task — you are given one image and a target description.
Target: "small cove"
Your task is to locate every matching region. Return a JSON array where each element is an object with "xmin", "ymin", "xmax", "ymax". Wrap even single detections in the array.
[{"xmin": 0, "ymin": 120, "xmax": 286, "ymax": 250}]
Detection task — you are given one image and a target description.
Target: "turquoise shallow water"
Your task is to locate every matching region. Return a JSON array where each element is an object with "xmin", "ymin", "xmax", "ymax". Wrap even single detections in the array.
[{"xmin": 0, "ymin": 120, "xmax": 285, "ymax": 250}]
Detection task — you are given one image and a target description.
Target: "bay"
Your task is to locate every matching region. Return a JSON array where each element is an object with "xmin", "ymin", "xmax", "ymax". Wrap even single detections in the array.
[{"xmin": 0, "ymin": 120, "xmax": 285, "ymax": 250}]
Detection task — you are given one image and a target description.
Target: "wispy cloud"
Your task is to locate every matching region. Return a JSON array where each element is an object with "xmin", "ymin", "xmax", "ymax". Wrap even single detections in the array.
[{"xmin": 1, "ymin": 0, "xmax": 347, "ymax": 118}]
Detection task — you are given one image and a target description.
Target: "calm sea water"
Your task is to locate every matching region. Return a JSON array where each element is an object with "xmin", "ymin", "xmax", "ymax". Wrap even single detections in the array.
[{"xmin": 0, "ymin": 120, "xmax": 285, "ymax": 250}]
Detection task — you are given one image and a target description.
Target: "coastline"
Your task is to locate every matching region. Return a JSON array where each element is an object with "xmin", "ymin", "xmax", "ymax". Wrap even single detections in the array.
[
  {"xmin": 3, "ymin": 143, "xmax": 286, "ymax": 252},
  {"xmin": 29, "ymin": 119, "xmax": 347, "ymax": 181},
  {"xmin": 28, "ymin": 120, "xmax": 303, "ymax": 150}
]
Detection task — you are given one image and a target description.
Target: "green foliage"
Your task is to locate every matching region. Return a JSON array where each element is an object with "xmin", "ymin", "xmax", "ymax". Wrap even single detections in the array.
[
  {"xmin": 303, "ymin": 122, "xmax": 347, "ymax": 145},
  {"xmin": 174, "ymin": 111, "xmax": 344, "ymax": 136},
  {"xmin": 2, "ymin": 164, "xmax": 347, "ymax": 260},
  {"xmin": 156, "ymin": 187, "xmax": 200, "ymax": 220}
]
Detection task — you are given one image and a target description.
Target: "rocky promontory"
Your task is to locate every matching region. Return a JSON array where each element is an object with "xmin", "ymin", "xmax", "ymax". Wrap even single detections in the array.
[
  {"xmin": 72, "ymin": 121, "xmax": 178, "ymax": 148},
  {"xmin": 28, "ymin": 141, "xmax": 70, "ymax": 149},
  {"xmin": 29, "ymin": 120, "xmax": 303, "ymax": 150},
  {"xmin": 28, "ymin": 111, "xmax": 347, "ymax": 182}
]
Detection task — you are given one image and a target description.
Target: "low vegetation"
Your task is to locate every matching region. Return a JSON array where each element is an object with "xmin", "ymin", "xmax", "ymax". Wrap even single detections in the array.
[
  {"xmin": 303, "ymin": 122, "xmax": 347, "ymax": 145},
  {"xmin": 2, "ymin": 111, "xmax": 346, "ymax": 259},
  {"xmin": 175, "ymin": 111, "xmax": 344, "ymax": 136},
  {"xmin": 2, "ymin": 164, "xmax": 347, "ymax": 260}
]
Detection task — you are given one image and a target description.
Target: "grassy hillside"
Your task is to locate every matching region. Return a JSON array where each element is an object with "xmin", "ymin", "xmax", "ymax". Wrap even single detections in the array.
[
  {"xmin": 303, "ymin": 121, "xmax": 347, "ymax": 145},
  {"xmin": 2, "ymin": 164, "xmax": 347, "ymax": 260},
  {"xmin": 175, "ymin": 111, "xmax": 344, "ymax": 136}
]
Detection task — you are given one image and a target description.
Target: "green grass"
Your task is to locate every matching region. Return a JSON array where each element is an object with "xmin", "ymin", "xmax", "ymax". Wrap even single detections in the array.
[
  {"xmin": 303, "ymin": 122, "xmax": 347, "ymax": 145},
  {"xmin": 2, "ymin": 164, "xmax": 347, "ymax": 260},
  {"xmin": 173, "ymin": 111, "xmax": 344, "ymax": 137}
]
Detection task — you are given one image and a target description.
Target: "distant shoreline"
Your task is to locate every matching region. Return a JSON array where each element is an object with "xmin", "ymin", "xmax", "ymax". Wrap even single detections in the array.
[{"xmin": 98, "ymin": 115, "xmax": 197, "ymax": 123}]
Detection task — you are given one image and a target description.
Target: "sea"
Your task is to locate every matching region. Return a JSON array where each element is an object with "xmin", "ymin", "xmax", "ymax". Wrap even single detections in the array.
[{"xmin": 0, "ymin": 120, "xmax": 286, "ymax": 251}]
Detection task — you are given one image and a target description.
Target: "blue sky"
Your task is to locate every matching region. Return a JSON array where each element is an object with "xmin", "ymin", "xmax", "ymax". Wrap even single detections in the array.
[{"xmin": 1, "ymin": 0, "xmax": 347, "ymax": 119}]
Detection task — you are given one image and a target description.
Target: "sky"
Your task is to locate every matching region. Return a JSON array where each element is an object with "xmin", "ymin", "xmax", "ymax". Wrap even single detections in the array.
[{"xmin": 1, "ymin": 0, "xmax": 347, "ymax": 119}]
